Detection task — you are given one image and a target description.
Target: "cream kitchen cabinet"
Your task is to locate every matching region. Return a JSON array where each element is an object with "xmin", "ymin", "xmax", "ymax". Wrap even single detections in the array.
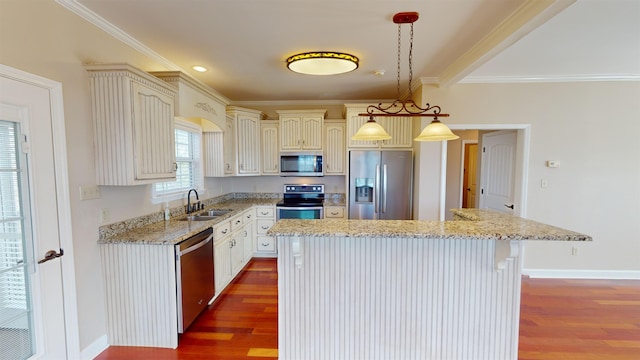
[
  {"xmin": 85, "ymin": 64, "xmax": 177, "ymax": 185},
  {"xmin": 324, "ymin": 120, "xmax": 346, "ymax": 175},
  {"xmin": 344, "ymin": 104, "xmax": 413, "ymax": 149},
  {"xmin": 228, "ymin": 106, "xmax": 264, "ymax": 176},
  {"xmin": 277, "ymin": 109, "xmax": 325, "ymax": 151},
  {"xmin": 261, "ymin": 120, "xmax": 280, "ymax": 175},
  {"xmin": 324, "ymin": 206, "xmax": 346, "ymax": 219},
  {"xmin": 254, "ymin": 205, "xmax": 277, "ymax": 257},
  {"xmin": 223, "ymin": 115, "xmax": 236, "ymax": 175}
]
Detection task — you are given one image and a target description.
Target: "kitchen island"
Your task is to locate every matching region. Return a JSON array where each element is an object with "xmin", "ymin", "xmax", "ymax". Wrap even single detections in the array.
[{"xmin": 268, "ymin": 209, "xmax": 591, "ymax": 360}]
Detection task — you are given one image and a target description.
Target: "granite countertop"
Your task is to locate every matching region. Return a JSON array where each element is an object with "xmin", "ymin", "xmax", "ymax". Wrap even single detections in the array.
[
  {"xmin": 99, "ymin": 197, "xmax": 280, "ymax": 245},
  {"xmin": 267, "ymin": 208, "xmax": 592, "ymax": 241}
]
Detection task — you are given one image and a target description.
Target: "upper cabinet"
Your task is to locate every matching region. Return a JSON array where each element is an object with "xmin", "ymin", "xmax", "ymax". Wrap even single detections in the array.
[
  {"xmin": 277, "ymin": 109, "xmax": 325, "ymax": 151},
  {"xmin": 228, "ymin": 106, "xmax": 264, "ymax": 176},
  {"xmin": 261, "ymin": 121, "xmax": 280, "ymax": 175},
  {"xmin": 85, "ymin": 64, "xmax": 177, "ymax": 186},
  {"xmin": 223, "ymin": 115, "xmax": 236, "ymax": 176},
  {"xmin": 344, "ymin": 104, "xmax": 413, "ymax": 149},
  {"xmin": 324, "ymin": 120, "xmax": 346, "ymax": 175}
]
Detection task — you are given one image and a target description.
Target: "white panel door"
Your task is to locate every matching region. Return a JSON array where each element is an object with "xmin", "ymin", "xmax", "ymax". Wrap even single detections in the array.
[
  {"xmin": 480, "ymin": 130, "xmax": 517, "ymax": 214},
  {"xmin": 0, "ymin": 73, "xmax": 68, "ymax": 359}
]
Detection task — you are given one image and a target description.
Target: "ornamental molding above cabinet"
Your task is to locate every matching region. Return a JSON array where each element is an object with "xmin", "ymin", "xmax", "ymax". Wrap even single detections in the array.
[{"xmin": 151, "ymin": 71, "xmax": 229, "ymax": 129}]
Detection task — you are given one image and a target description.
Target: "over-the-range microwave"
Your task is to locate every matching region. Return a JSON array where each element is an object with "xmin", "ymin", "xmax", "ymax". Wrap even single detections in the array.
[{"xmin": 279, "ymin": 151, "xmax": 323, "ymax": 177}]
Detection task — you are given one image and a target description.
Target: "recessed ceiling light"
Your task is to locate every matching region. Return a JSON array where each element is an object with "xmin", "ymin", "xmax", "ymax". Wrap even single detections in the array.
[
  {"xmin": 286, "ymin": 52, "xmax": 359, "ymax": 75},
  {"xmin": 192, "ymin": 65, "xmax": 207, "ymax": 72}
]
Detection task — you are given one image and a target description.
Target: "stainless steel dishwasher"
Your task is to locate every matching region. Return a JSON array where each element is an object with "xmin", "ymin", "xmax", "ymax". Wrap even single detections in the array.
[{"xmin": 175, "ymin": 227, "xmax": 214, "ymax": 333}]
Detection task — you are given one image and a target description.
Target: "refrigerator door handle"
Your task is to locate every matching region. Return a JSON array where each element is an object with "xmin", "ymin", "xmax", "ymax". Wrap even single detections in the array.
[
  {"xmin": 382, "ymin": 164, "xmax": 388, "ymax": 213},
  {"xmin": 375, "ymin": 164, "xmax": 380, "ymax": 214}
]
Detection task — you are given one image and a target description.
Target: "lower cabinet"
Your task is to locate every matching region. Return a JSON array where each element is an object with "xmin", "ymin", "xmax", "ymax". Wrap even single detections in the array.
[
  {"xmin": 213, "ymin": 208, "xmax": 258, "ymax": 297},
  {"xmin": 254, "ymin": 205, "xmax": 277, "ymax": 257},
  {"xmin": 324, "ymin": 206, "xmax": 346, "ymax": 219}
]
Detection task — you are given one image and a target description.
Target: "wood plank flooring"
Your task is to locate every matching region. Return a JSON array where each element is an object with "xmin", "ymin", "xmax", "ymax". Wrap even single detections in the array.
[{"xmin": 95, "ymin": 259, "xmax": 640, "ymax": 359}]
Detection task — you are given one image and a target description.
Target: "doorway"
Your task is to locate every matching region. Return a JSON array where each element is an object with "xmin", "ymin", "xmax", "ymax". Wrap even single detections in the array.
[
  {"xmin": 440, "ymin": 124, "xmax": 530, "ymax": 220},
  {"xmin": 461, "ymin": 141, "xmax": 478, "ymax": 208},
  {"xmin": 0, "ymin": 64, "xmax": 78, "ymax": 359}
]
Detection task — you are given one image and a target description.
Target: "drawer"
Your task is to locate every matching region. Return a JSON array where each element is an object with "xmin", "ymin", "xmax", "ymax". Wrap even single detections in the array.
[
  {"xmin": 214, "ymin": 220, "xmax": 231, "ymax": 240},
  {"xmin": 255, "ymin": 206, "xmax": 275, "ymax": 218},
  {"xmin": 256, "ymin": 236, "xmax": 275, "ymax": 252},
  {"xmin": 230, "ymin": 214, "xmax": 244, "ymax": 232},
  {"xmin": 256, "ymin": 219, "xmax": 275, "ymax": 235},
  {"xmin": 324, "ymin": 206, "xmax": 345, "ymax": 218},
  {"xmin": 243, "ymin": 208, "xmax": 255, "ymax": 223}
]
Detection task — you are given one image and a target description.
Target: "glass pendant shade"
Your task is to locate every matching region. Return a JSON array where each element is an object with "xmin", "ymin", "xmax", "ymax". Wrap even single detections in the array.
[
  {"xmin": 351, "ymin": 118, "xmax": 391, "ymax": 141},
  {"xmin": 414, "ymin": 120, "xmax": 459, "ymax": 142}
]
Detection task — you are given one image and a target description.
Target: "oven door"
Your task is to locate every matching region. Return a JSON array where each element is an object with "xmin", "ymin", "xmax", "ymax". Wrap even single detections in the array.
[{"xmin": 277, "ymin": 206, "xmax": 324, "ymax": 220}]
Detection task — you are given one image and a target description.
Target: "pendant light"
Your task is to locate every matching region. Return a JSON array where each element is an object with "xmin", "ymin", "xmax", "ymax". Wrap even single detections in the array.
[{"xmin": 353, "ymin": 12, "xmax": 458, "ymax": 142}]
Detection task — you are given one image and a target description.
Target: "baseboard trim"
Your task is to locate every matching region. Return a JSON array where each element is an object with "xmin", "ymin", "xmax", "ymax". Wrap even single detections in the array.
[
  {"xmin": 523, "ymin": 269, "xmax": 640, "ymax": 280},
  {"xmin": 81, "ymin": 335, "xmax": 108, "ymax": 360}
]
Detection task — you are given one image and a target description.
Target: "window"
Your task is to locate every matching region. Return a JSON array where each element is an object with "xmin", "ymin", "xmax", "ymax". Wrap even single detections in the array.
[{"xmin": 153, "ymin": 120, "xmax": 203, "ymax": 202}]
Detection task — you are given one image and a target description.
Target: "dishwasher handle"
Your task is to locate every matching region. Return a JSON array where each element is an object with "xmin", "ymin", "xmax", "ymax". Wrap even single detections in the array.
[{"xmin": 178, "ymin": 234, "xmax": 213, "ymax": 257}]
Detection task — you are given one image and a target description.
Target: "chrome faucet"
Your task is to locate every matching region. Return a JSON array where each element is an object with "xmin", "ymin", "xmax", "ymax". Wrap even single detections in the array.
[{"xmin": 187, "ymin": 188, "xmax": 199, "ymax": 214}]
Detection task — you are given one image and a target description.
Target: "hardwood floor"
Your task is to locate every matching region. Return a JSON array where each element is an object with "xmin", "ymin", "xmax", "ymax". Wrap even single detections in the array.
[{"xmin": 96, "ymin": 259, "xmax": 640, "ymax": 359}]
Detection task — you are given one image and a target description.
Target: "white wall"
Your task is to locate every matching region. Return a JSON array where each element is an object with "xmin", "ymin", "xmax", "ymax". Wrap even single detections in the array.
[{"xmin": 417, "ymin": 82, "xmax": 640, "ymax": 273}]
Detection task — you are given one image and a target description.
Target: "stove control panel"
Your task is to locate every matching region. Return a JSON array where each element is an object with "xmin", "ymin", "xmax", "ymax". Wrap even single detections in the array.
[{"xmin": 283, "ymin": 184, "xmax": 325, "ymax": 194}]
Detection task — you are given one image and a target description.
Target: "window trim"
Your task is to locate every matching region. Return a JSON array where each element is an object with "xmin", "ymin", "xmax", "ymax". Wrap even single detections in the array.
[{"xmin": 151, "ymin": 119, "xmax": 205, "ymax": 204}]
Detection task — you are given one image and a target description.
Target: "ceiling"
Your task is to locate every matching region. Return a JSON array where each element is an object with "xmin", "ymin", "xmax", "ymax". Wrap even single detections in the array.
[{"xmin": 62, "ymin": 0, "xmax": 639, "ymax": 103}]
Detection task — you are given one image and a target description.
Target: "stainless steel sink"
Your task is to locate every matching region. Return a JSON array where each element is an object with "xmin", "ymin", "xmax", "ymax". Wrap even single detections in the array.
[
  {"xmin": 179, "ymin": 215, "xmax": 218, "ymax": 221},
  {"xmin": 199, "ymin": 209, "xmax": 233, "ymax": 217}
]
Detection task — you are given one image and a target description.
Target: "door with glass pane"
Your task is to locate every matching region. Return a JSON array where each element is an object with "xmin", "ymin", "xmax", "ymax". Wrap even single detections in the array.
[{"xmin": 1, "ymin": 73, "xmax": 68, "ymax": 359}]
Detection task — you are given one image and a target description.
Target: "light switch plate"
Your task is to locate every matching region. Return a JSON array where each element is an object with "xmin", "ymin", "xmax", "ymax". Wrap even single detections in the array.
[{"xmin": 79, "ymin": 185, "xmax": 101, "ymax": 200}]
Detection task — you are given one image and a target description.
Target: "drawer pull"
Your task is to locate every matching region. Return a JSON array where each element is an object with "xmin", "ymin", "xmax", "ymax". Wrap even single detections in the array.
[
  {"xmin": 260, "ymin": 211, "xmax": 269, "ymax": 215},
  {"xmin": 261, "ymin": 226, "xmax": 269, "ymax": 230},
  {"xmin": 331, "ymin": 211, "xmax": 338, "ymax": 215},
  {"xmin": 261, "ymin": 243, "xmax": 270, "ymax": 246}
]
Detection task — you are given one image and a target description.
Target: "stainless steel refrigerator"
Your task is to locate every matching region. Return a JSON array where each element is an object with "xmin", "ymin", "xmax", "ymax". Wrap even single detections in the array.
[{"xmin": 349, "ymin": 150, "xmax": 413, "ymax": 220}]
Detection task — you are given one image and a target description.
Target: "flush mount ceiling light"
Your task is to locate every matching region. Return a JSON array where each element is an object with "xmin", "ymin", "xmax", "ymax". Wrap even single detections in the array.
[
  {"xmin": 286, "ymin": 51, "xmax": 359, "ymax": 75},
  {"xmin": 192, "ymin": 65, "xmax": 207, "ymax": 72},
  {"xmin": 352, "ymin": 12, "xmax": 459, "ymax": 142}
]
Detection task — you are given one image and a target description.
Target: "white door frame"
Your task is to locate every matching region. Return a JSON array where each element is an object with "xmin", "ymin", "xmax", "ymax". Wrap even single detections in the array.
[
  {"xmin": 0, "ymin": 64, "xmax": 80, "ymax": 358},
  {"xmin": 439, "ymin": 124, "xmax": 531, "ymax": 219}
]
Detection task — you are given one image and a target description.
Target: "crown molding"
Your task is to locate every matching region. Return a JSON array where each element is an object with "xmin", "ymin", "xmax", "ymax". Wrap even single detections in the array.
[
  {"xmin": 55, "ymin": 0, "xmax": 182, "ymax": 72},
  {"xmin": 459, "ymin": 74, "xmax": 640, "ymax": 84},
  {"xmin": 437, "ymin": 0, "xmax": 576, "ymax": 88}
]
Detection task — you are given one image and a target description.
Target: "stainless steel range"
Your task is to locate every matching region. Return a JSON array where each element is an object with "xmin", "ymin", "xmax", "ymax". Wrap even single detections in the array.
[{"xmin": 276, "ymin": 184, "xmax": 325, "ymax": 220}]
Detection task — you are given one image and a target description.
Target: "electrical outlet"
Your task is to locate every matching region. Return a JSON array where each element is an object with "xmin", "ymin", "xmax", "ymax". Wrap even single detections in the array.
[
  {"xmin": 571, "ymin": 247, "xmax": 578, "ymax": 256},
  {"xmin": 540, "ymin": 179, "xmax": 548, "ymax": 188},
  {"xmin": 100, "ymin": 208, "xmax": 110, "ymax": 223}
]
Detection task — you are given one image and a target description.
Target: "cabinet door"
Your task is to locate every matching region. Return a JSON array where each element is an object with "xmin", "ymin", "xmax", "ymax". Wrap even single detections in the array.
[
  {"xmin": 223, "ymin": 115, "xmax": 236, "ymax": 175},
  {"xmin": 131, "ymin": 81, "xmax": 176, "ymax": 181},
  {"xmin": 236, "ymin": 114, "xmax": 261, "ymax": 175},
  {"xmin": 214, "ymin": 239, "xmax": 231, "ymax": 295},
  {"xmin": 203, "ymin": 131, "xmax": 224, "ymax": 177},
  {"xmin": 242, "ymin": 222, "xmax": 255, "ymax": 262},
  {"xmin": 325, "ymin": 123, "xmax": 345, "ymax": 175},
  {"xmin": 261, "ymin": 122, "xmax": 279, "ymax": 175},
  {"xmin": 230, "ymin": 231, "xmax": 245, "ymax": 275},
  {"xmin": 280, "ymin": 116, "xmax": 301, "ymax": 150},
  {"xmin": 301, "ymin": 116, "xmax": 323, "ymax": 149}
]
